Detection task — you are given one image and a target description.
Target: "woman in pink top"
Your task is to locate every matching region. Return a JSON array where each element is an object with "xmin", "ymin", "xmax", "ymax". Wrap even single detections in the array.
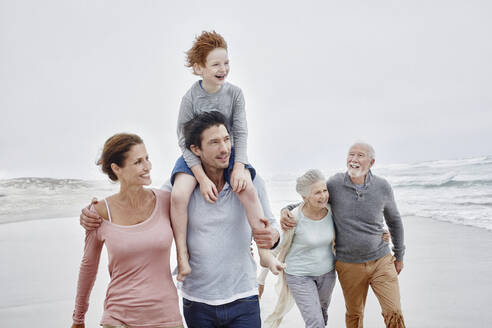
[{"xmin": 72, "ymin": 133, "xmax": 183, "ymax": 328}]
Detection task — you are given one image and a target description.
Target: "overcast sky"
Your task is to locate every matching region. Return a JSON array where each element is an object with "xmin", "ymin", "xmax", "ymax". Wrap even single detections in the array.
[{"xmin": 1, "ymin": 0, "xmax": 491, "ymax": 182}]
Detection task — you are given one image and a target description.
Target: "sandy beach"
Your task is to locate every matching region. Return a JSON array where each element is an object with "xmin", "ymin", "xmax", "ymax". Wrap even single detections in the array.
[{"xmin": 1, "ymin": 215, "xmax": 491, "ymax": 327}]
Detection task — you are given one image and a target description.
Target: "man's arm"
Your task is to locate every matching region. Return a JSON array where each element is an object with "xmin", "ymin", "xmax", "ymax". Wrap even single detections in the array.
[
  {"xmin": 279, "ymin": 202, "xmax": 301, "ymax": 231},
  {"xmin": 383, "ymin": 184, "xmax": 405, "ymax": 274},
  {"xmin": 251, "ymin": 175, "xmax": 280, "ymax": 248}
]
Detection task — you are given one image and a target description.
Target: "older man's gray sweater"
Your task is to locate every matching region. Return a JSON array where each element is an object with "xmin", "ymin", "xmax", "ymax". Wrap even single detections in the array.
[{"xmin": 288, "ymin": 171, "xmax": 405, "ymax": 263}]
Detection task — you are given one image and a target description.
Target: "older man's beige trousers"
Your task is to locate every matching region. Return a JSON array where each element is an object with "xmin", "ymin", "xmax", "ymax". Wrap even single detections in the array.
[{"xmin": 335, "ymin": 253, "xmax": 405, "ymax": 328}]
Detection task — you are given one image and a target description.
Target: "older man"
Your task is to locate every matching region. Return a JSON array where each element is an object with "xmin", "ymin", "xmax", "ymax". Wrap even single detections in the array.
[
  {"xmin": 80, "ymin": 111, "xmax": 280, "ymax": 328},
  {"xmin": 281, "ymin": 142, "xmax": 405, "ymax": 328}
]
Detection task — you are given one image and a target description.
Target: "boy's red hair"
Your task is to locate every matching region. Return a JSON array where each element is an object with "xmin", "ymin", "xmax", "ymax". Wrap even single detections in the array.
[{"xmin": 186, "ymin": 31, "xmax": 228, "ymax": 74}]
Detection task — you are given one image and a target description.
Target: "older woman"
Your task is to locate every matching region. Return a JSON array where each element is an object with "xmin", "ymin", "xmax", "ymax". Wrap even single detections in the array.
[
  {"xmin": 264, "ymin": 169, "xmax": 336, "ymax": 328},
  {"xmin": 71, "ymin": 133, "xmax": 183, "ymax": 328}
]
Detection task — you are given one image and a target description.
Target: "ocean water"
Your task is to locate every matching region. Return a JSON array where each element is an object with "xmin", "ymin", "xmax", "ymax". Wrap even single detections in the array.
[
  {"xmin": 1, "ymin": 156, "xmax": 492, "ymax": 231},
  {"xmin": 0, "ymin": 178, "xmax": 119, "ymax": 224},
  {"xmin": 377, "ymin": 156, "xmax": 492, "ymax": 231}
]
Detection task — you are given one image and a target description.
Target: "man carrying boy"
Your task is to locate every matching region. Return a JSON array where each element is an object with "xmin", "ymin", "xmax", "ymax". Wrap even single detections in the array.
[{"xmin": 171, "ymin": 30, "xmax": 283, "ymax": 281}]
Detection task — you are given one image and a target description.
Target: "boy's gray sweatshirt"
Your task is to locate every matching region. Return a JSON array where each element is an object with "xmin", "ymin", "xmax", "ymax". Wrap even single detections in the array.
[
  {"xmin": 177, "ymin": 81, "xmax": 248, "ymax": 168},
  {"xmin": 288, "ymin": 171, "xmax": 405, "ymax": 262}
]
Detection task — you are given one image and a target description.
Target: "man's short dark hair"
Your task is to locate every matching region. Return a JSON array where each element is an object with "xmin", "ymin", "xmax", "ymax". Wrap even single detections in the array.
[{"xmin": 184, "ymin": 111, "xmax": 229, "ymax": 149}]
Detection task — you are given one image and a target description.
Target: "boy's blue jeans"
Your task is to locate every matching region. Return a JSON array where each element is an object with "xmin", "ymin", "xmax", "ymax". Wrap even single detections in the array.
[{"xmin": 183, "ymin": 295, "xmax": 261, "ymax": 328}]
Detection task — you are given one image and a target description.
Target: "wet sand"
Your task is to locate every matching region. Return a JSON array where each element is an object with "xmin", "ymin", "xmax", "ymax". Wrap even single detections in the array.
[{"xmin": 1, "ymin": 216, "xmax": 491, "ymax": 327}]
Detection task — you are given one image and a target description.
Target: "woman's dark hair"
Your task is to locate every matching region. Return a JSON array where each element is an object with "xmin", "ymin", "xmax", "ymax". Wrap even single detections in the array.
[
  {"xmin": 96, "ymin": 133, "xmax": 143, "ymax": 181},
  {"xmin": 183, "ymin": 111, "xmax": 228, "ymax": 149}
]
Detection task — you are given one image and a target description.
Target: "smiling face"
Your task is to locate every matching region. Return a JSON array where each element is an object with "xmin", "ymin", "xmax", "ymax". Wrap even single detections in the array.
[
  {"xmin": 190, "ymin": 124, "xmax": 231, "ymax": 171},
  {"xmin": 194, "ymin": 48, "xmax": 229, "ymax": 93},
  {"xmin": 346, "ymin": 143, "xmax": 375, "ymax": 182},
  {"xmin": 304, "ymin": 180, "xmax": 329, "ymax": 210},
  {"xmin": 111, "ymin": 143, "xmax": 152, "ymax": 186}
]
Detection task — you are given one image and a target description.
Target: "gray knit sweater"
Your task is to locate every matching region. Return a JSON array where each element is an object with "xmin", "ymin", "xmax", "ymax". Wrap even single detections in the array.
[
  {"xmin": 288, "ymin": 171, "xmax": 405, "ymax": 263},
  {"xmin": 177, "ymin": 81, "xmax": 248, "ymax": 168}
]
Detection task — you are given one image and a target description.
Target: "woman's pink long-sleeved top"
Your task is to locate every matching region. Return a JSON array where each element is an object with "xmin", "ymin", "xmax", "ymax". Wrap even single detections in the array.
[{"xmin": 72, "ymin": 189, "xmax": 183, "ymax": 328}]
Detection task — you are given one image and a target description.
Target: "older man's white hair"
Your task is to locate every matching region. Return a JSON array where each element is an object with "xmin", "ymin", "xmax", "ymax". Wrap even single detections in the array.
[
  {"xmin": 296, "ymin": 169, "xmax": 326, "ymax": 197},
  {"xmin": 350, "ymin": 141, "xmax": 376, "ymax": 159}
]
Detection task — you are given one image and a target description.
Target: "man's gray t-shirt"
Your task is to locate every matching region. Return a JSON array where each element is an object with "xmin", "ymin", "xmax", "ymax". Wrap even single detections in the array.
[{"xmin": 162, "ymin": 174, "xmax": 279, "ymax": 305}]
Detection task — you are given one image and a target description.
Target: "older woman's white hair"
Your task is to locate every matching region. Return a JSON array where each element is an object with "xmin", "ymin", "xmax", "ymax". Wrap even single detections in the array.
[{"xmin": 296, "ymin": 169, "xmax": 326, "ymax": 198}]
